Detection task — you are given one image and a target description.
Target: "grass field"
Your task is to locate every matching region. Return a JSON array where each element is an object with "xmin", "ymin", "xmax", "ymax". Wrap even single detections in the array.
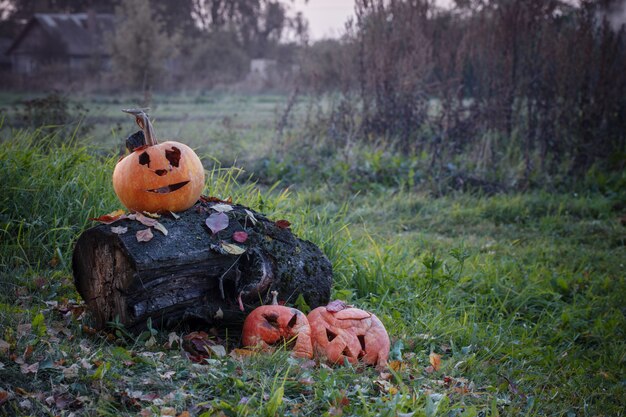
[{"xmin": 0, "ymin": 93, "xmax": 625, "ymax": 416}]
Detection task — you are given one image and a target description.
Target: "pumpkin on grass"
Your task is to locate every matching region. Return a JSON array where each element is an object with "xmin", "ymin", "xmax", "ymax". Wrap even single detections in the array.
[
  {"xmin": 308, "ymin": 301, "xmax": 390, "ymax": 368},
  {"xmin": 241, "ymin": 291, "xmax": 313, "ymax": 359},
  {"xmin": 113, "ymin": 109, "xmax": 205, "ymax": 213}
]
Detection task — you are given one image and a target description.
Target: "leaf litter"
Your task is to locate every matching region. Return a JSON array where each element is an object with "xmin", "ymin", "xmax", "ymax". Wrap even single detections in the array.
[
  {"xmin": 219, "ymin": 242, "xmax": 246, "ymax": 255},
  {"xmin": 89, "ymin": 209, "xmax": 127, "ymax": 224},
  {"xmin": 136, "ymin": 228, "xmax": 153, "ymax": 242},
  {"xmin": 232, "ymin": 230, "xmax": 248, "ymax": 243},
  {"xmin": 16, "ymin": 196, "xmax": 492, "ymax": 415},
  {"xmin": 211, "ymin": 203, "xmax": 234, "ymax": 213},
  {"xmin": 205, "ymin": 212, "xmax": 229, "ymax": 234},
  {"xmin": 110, "ymin": 226, "xmax": 128, "ymax": 234}
]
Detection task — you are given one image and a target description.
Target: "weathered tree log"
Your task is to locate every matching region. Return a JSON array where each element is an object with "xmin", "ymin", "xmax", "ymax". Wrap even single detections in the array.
[{"xmin": 72, "ymin": 200, "xmax": 333, "ymax": 333}]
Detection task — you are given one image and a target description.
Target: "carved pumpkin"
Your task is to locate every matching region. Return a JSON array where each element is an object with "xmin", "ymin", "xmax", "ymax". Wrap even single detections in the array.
[
  {"xmin": 307, "ymin": 301, "xmax": 390, "ymax": 368},
  {"xmin": 113, "ymin": 109, "xmax": 205, "ymax": 213},
  {"xmin": 241, "ymin": 291, "xmax": 313, "ymax": 359}
]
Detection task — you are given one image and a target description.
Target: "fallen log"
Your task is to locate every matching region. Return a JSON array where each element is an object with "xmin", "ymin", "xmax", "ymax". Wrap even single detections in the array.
[{"xmin": 72, "ymin": 200, "xmax": 333, "ymax": 333}]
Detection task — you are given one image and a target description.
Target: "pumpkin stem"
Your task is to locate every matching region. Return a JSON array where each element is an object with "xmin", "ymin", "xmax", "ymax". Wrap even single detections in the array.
[
  {"xmin": 270, "ymin": 290, "xmax": 278, "ymax": 305},
  {"xmin": 122, "ymin": 108, "xmax": 158, "ymax": 146}
]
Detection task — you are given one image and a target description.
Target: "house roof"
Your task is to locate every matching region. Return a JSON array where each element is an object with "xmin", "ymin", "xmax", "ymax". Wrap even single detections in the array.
[{"xmin": 6, "ymin": 13, "xmax": 115, "ymax": 56}]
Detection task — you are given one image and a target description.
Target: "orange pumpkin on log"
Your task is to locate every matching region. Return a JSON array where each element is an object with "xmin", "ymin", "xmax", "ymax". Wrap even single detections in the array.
[
  {"xmin": 307, "ymin": 301, "xmax": 390, "ymax": 368},
  {"xmin": 241, "ymin": 291, "xmax": 313, "ymax": 359},
  {"xmin": 113, "ymin": 109, "xmax": 205, "ymax": 213}
]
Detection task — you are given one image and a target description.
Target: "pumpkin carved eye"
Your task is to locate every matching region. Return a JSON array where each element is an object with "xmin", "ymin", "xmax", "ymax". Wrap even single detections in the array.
[
  {"xmin": 287, "ymin": 313, "xmax": 298, "ymax": 328},
  {"xmin": 326, "ymin": 328, "xmax": 337, "ymax": 342},
  {"xmin": 139, "ymin": 152, "xmax": 150, "ymax": 167},
  {"xmin": 262, "ymin": 313, "xmax": 280, "ymax": 328},
  {"xmin": 358, "ymin": 335, "xmax": 366, "ymax": 351},
  {"xmin": 165, "ymin": 147, "xmax": 181, "ymax": 167}
]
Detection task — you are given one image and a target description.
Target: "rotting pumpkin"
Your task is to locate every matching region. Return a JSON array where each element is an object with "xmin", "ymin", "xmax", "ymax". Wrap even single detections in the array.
[
  {"xmin": 241, "ymin": 291, "xmax": 313, "ymax": 359},
  {"xmin": 308, "ymin": 301, "xmax": 390, "ymax": 369},
  {"xmin": 113, "ymin": 109, "xmax": 205, "ymax": 213}
]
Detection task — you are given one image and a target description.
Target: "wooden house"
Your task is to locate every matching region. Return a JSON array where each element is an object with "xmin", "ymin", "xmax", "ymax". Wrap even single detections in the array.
[{"xmin": 6, "ymin": 13, "xmax": 114, "ymax": 75}]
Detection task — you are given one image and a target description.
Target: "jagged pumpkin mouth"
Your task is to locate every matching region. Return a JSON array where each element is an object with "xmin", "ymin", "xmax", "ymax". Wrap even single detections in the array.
[{"xmin": 146, "ymin": 180, "xmax": 190, "ymax": 194}]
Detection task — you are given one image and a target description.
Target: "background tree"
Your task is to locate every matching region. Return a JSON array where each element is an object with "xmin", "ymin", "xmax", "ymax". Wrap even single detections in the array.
[
  {"xmin": 297, "ymin": 0, "xmax": 626, "ymax": 186},
  {"xmin": 191, "ymin": 0, "xmax": 307, "ymax": 57},
  {"xmin": 107, "ymin": 0, "xmax": 174, "ymax": 92}
]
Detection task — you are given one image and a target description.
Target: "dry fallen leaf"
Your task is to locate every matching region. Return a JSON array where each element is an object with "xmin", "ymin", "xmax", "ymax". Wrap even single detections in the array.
[
  {"xmin": 22, "ymin": 344, "xmax": 33, "ymax": 360},
  {"xmin": 136, "ymin": 228, "xmax": 154, "ymax": 242},
  {"xmin": 230, "ymin": 348, "xmax": 258, "ymax": 359},
  {"xmin": 378, "ymin": 371, "xmax": 393, "ymax": 381},
  {"xmin": 220, "ymin": 242, "xmax": 246, "ymax": 255},
  {"xmin": 153, "ymin": 222, "xmax": 168, "ymax": 236},
  {"xmin": 200, "ymin": 195, "xmax": 232, "ymax": 204},
  {"xmin": 110, "ymin": 226, "xmax": 128, "ymax": 235},
  {"xmin": 20, "ymin": 362, "xmax": 39, "ymax": 374},
  {"xmin": 374, "ymin": 379, "xmax": 399, "ymax": 395},
  {"xmin": 183, "ymin": 331, "xmax": 218, "ymax": 359},
  {"xmin": 275, "ymin": 219, "xmax": 291, "ymax": 229},
  {"xmin": 159, "ymin": 371, "xmax": 176, "ymax": 380},
  {"xmin": 130, "ymin": 212, "xmax": 158, "ymax": 227},
  {"xmin": 90, "ymin": 209, "xmax": 127, "ymax": 224},
  {"xmin": 429, "ymin": 352, "xmax": 442, "ymax": 371},
  {"xmin": 206, "ymin": 212, "xmax": 229, "ymax": 234},
  {"xmin": 0, "ymin": 390, "xmax": 10, "ymax": 406},
  {"xmin": 211, "ymin": 203, "xmax": 234, "ymax": 213},
  {"xmin": 62, "ymin": 363, "xmax": 80, "ymax": 379},
  {"xmin": 233, "ymin": 231, "xmax": 248, "ymax": 243},
  {"xmin": 142, "ymin": 211, "xmax": 161, "ymax": 218},
  {"xmin": 160, "ymin": 406, "xmax": 176, "ymax": 416},
  {"xmin": 166, "ymin": 332, "xmax": 181, "ymax": 349},
  {"xmin": 244, "ymin": 209, "xmax": 258, "ymax": 225},
  {"xmin": 388, "ymin": 360, "xmax": 405, "ymax": 372},
  {"xmin": 209, "ymin": 345, "xmax": 227, "ymax": 357}
]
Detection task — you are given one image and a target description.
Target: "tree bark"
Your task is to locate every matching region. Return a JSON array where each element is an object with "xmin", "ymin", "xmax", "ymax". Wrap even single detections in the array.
[{"xmin": 72, "ymin": 201, "xmax": 333, "ymax": 333}]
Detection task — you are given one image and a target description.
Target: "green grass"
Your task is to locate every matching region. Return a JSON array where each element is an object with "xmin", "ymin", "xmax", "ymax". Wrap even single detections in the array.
[{"xmin": 0, "ymin": 95, "xmax": 625, "ymax": 416}]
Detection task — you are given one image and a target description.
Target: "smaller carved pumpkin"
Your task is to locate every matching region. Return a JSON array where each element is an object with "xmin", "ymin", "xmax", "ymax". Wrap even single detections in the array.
[
  {"xmin": 241, "ymin": 291, "xmax": 313, "ymax": 359},
  {"xmin": 308, "ymin": 301, "xmax": 390, "ymax": 368},
  {"xmin": 113, "ymin": 109, "xmax": 205, "ymax": 213}
]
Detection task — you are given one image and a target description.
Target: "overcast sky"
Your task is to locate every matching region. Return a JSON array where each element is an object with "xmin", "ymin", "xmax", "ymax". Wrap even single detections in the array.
[
  {"xmin": 293, "ymin": 0, "xmax": 355, "ymax": 40},
  {"xmin": 293, "ymin": 0, "xmax": 455, "ymax": 40}
]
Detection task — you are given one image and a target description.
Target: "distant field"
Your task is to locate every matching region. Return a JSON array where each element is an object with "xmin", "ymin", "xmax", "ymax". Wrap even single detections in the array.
[
  {"xmin": 0, "ymin": 92, "xmax": 308, "ymax": 167},
  {"xmin": 0, "ymin": 93, "xmax": 625, "ymax": 416}
]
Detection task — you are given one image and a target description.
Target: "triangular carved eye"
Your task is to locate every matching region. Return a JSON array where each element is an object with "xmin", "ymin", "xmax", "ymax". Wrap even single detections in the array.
[
  {"xmin": 358, "ymin": 335, "xmax": 366, "ymax": 351},
  {"xmin": 139, "ymin": 151, "xmax": 150, "ymax": 167},
  {"xmin": 262, "ymin": 313, "xmax": 280, "ymax": 328},
  {"xmin": 326, "ymin": 329, "xmax": 337, "ymax": 342},
  {"xmin": 287, "ymin": 313, "xmax": 298, "ymax": 328},
  {"xmin": 165, "ymin": 147, "xmax": 181, "ymax": 167}
]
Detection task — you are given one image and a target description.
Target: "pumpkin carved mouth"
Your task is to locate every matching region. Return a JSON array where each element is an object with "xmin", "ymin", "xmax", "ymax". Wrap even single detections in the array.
[{"xmin": 146, "ymin": 180, "xmax": 190, "ymax": 194}]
